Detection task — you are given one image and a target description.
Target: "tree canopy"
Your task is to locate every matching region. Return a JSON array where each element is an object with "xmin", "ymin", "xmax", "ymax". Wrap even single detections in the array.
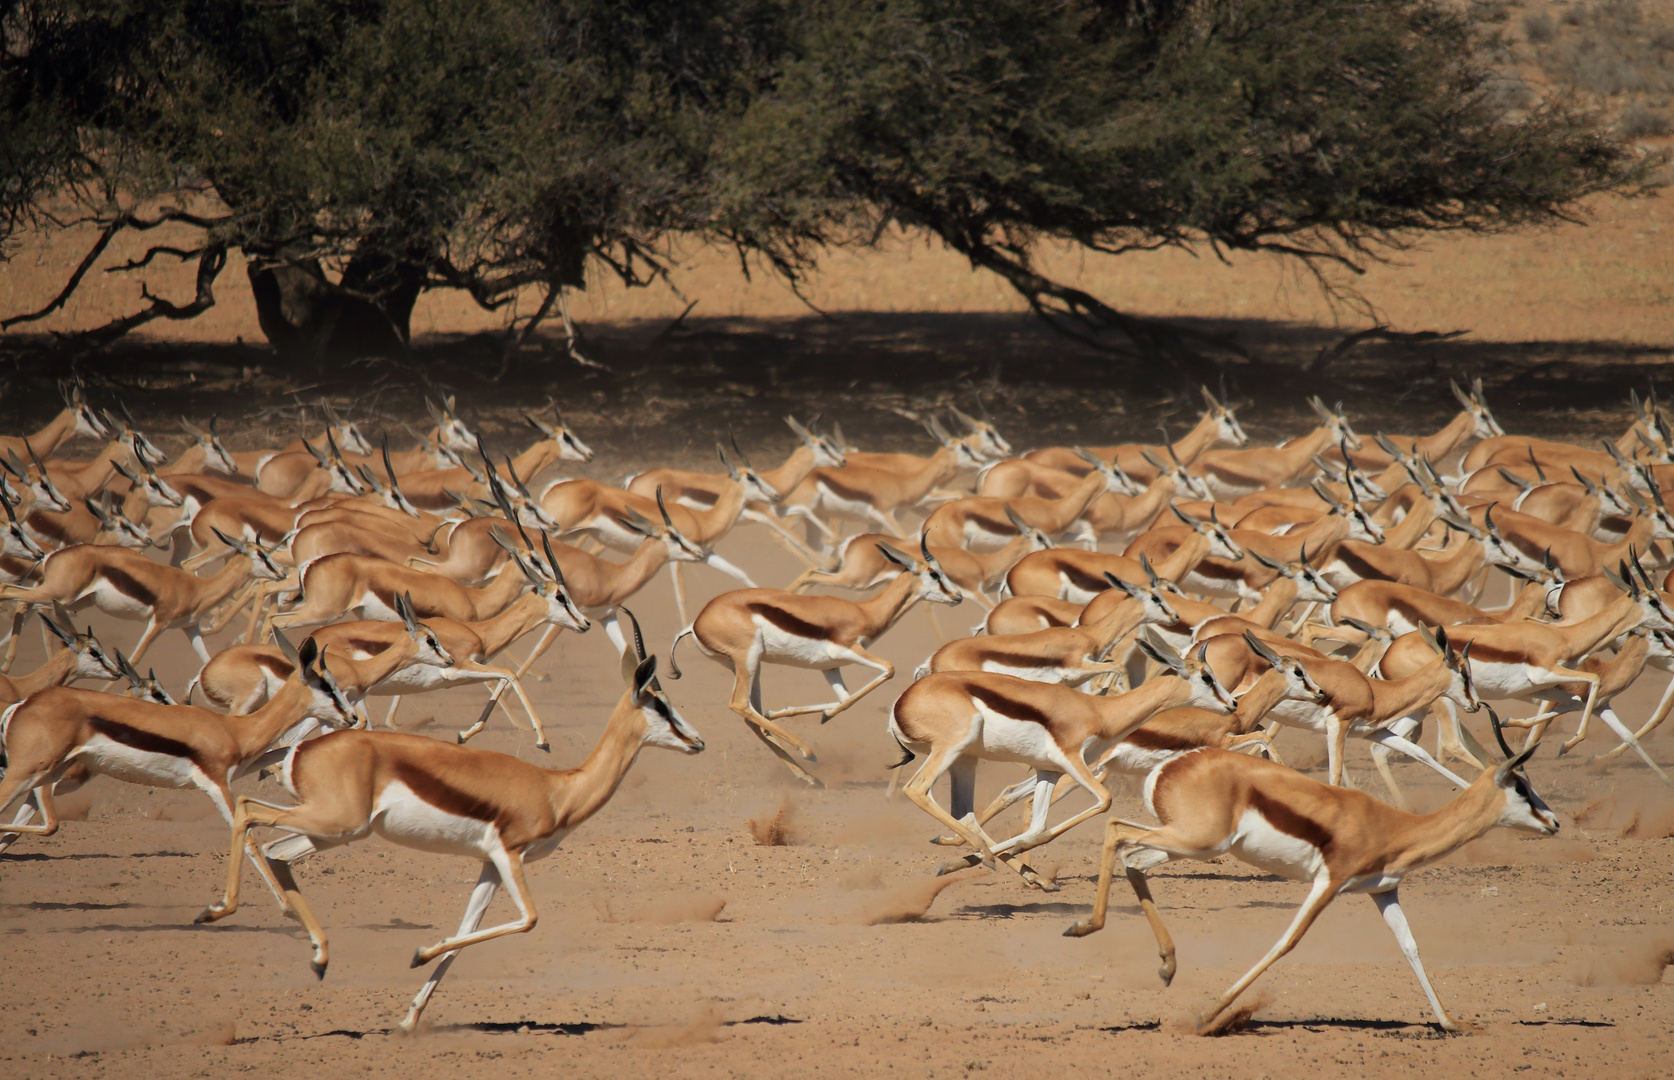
[{"xmin": 0, "ymin": 0, "xmax": 1654, "ymax": 368}]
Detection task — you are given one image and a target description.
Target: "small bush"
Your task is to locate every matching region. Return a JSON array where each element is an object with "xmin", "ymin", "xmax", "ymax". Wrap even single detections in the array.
[
  {"xmin": 1524, "ymin": 11, "xmax": 1556, "ymax": 43},
  {"xmin": 1620, "ymin": 102, "xmax": 1673, "ymax": 138}
]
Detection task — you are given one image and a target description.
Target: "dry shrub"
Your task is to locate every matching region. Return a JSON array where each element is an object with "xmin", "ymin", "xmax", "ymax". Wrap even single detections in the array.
[{"xmin": 747, "ymin": 796, "xmax": 797, "ymax": 846}]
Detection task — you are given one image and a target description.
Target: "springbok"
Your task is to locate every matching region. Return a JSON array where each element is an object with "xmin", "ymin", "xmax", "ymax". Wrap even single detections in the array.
[
  {"xmin": 193, "ymin": 617, "xmax": 702, "ymax": 1033},
  {"xmin": 1022, "ymin": 387, "xmax": 1248, "ymax": 482},
  {"xmin": 669, "ymin": 538, "xmax": 962, "ymax": 786},
  {"xmin": 1189, "ymin": 397, "xmax": 1361, "ymax": 500},
  {"xmin": 888, "ymin": 634, "xmax": 1237, "ymax": 889},
  {"xmin": 1004, "ymin": 506, "xmax": 1246, "ymax": 604},
  {"xmin": 1063, "ymin": 713, "xmax": 1557, "ymax": 1033}
]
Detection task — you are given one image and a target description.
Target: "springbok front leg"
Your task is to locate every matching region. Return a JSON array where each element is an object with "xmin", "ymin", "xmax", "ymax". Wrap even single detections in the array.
[
  {"xmin": 1600, "ymin": 672, "xmax": 1674, "ymax": 768},
  {"xmin": 400, "ymin": 863, "xmax": 501, "ymax": 1033},
  {"xmin": 765, "ymin": 646, "xmax": 894, "ymax": 723},
  {"xmin": 1371, "ymin": 889, "xmax": 1460, "ymax": 1031}
]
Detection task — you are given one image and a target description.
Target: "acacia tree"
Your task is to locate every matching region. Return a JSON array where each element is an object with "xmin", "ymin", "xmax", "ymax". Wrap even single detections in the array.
[
  {"xmin": 1, "ymin": 0, "xmax": 782, "ymax": 362},
  {"xmin": 0, "ymin": 0, "xmax": 1653, "ymax": 369},
  {"xmin": 713, "ymin": 0, "xmax": 1651, "ymax": 372}
]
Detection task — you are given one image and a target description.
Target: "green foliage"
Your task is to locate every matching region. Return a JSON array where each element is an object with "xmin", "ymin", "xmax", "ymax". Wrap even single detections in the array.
[{"xmin": 0, "ymin": 0, "xmax": 1654, "ymax": 363}]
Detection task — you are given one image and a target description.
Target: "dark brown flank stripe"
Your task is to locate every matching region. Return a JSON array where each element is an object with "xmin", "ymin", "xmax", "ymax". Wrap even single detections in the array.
[
  {"xmin": 88, "ymin": 717, "xmax": 198, "ymax": 763},
  {"xmin": 684, "ymin": 490, "xmax": 719, "ymax": 509},
  {"xmin": 26, "ymin": 511, "xmax": 71, "ymax": 545},
  {"xmin": 815, "ymin": 473, "xmax": 875, "ymax": 503},
  {"xmin": 1190, "ymin": 558, "xmax": 1246, "ymax": 583},
  {"xmin": 967, "ymin": 512, "xmax": 1017, "ymax": 535},
  {"xmin": 1123, "ymin": 727, "xmax": 1204, "ymax": 753},
  {"xmin": 1062, "ymin": 563, "xmax": 1119, "ymax": 596},
  {"xmin": 255, "ymin": 654, "xmax": 294, "ymax": 679},
  {"xmin": 100, "ymin": 563, "xmax": 158, "ymax": 608},
  {"xmin": 1330, "ymin": 544, "xmax": 1388, "ymax": 583},
  {"xmin": 966, "ymin": 683, "xmax": 1055, "ymax": 727},
  {"xmin": 391, "ymin": 760, "xmax": 505, "ymax": 827},
  {"xmin": 746, "ymin": 602, "xmax": 831, "ymax": 640},
  {"xmin": 1248, "ymin": 787, "xmax": 1334, "ymax": 853},
  {"xmin": 978, "ymin": 650, "xmax": 1081, "ymax": 671}
]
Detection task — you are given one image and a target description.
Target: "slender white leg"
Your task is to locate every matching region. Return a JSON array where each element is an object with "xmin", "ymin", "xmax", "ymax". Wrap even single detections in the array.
[
  {"xmin": 382, "ymin": 696, "xmax": 403, "ymax": 729},
  {"xmin": 1366, "ymin": 729, "xmax": 1470, "ymax": 788},
  {"xmin": 1372, "ymin": 889, "xmax": 1458, "ymax": 1031},
  {"xmin": 600, "ymin": 611, "xmax": 626, "ymax": 655},
  {"xmin": 399, "ymin": 864, "xmax": 501, "ymax": 1034}
]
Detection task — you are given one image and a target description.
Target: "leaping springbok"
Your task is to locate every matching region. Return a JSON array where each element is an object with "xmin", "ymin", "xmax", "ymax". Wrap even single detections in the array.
[
  {"xmin": 1064, "ymin": 711, "xmax": 1558, "ymax": 1034},
  {"xmin": 193, "ymin": 613, "xmax": 702, "ymax": 1034},
  {"xmin": 670, "ymin": 537, "xmax": 962, "ymax": 786}
]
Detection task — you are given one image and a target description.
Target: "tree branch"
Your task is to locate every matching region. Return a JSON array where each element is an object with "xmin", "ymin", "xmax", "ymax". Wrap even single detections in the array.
[
  {"xmin": 69, "ymin": 243, "xmax": 229, "ymax": 349},
  {"xmin": 1, "ymin": 214, "xmax": 129, "ymax": 329}
]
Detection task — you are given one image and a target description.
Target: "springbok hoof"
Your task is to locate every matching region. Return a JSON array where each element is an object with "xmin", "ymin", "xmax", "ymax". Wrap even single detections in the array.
[
  {"xmin": 311, "ymin": 959, "xmax": 328, "ymax": 980},
  {"xmin": 456, "ymin": 733, "xmax": 467, "ymax": 745},
  {"xmin": 193, "ymin": 905, "xmax": 223, "ymax": 924},
  {"xmin": 1063, "ymin": 921, "xmax": 1095, "ymax": 938},
  {"xmin": 536, "ymin": 741, "xmax": 551, "ymax": 753},
  {"xmin": 411, "ymin": 949, "xmax": 429, "ymax": 969}
]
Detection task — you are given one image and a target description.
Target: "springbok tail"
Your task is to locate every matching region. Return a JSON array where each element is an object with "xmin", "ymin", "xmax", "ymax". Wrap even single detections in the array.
[{"xmin": 668, "ymin": 626, "xmax": 696, "ymax": 679}]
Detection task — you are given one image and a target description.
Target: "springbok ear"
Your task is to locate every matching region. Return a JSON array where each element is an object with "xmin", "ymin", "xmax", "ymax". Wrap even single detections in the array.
[
  {"xmin": 40, "ymin": 614, "xmax": 73, "ymax": 647},
  {"xmin": 1168, "ymin": 503, "xmax": 1204, "ymax": 528},
  {"xmin": 876, "ymin": 542, "xmax": 915, "ymax": 569},
  {"xmin": 633, "ymin": 654, "xmax": 659, "ymax": 700},
  {"xmin": 1241, "ymin": 630, "xmax": 1283, "ymax": 669},
  {"xmin": 1450, "ymin": 379, "xmax": 1475, "ymax": 409},
  {"xmin": 273, "ymin": 628, "xmax": 301, "ymax": 665},
  {"xmin": 296, "ymin": 636, "xmax": 319, "ymax": 671},
  {"xmin": 1103, "ymin": 571, "xmax": 1143, "ymax": 599},
  {"xmin": 1136, "ymin": 630, "xmax": 1187, "ymax": 674}
]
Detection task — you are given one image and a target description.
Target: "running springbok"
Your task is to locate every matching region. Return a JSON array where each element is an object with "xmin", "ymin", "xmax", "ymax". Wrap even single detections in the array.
[
  {"xmin": 777, "ymin": 417, "xmax": 983, "ymax": 538},
  {"xmin": 1063, "ymin": 713, "xmax": 1558, "ymax": 1034},
  {"xmin": 888, "ymin": 634, "xmax": 1237, "ymax": 890},
  {"xmin": 669, "ymin": 537, "xmax": 963, "ymax": 786},
  {"xmin": 785, "ymin": 507, "xmax": 1052, "ymax": 606},
  {"xmin": 193, "ymin": 616, "xmax": 702, "ymax": 1034},
  {"xmin": 0, "ymin": 638, "xmax": 358, "ymax": 858},
  {"xmin": 0, "ymin": 380, "xmax": 110, "ymax": 462},
  {"xmin": 1005, "ymin": 505, "xmax": 1245, "ymax": 604},
  {"xmin": 1190, "ymin": 397, "xmax": 1361, "ymax": 500},
  {"xmin": 0, "ymin": 615, "xmax": 122, "ymax": 704},
  {"xmin": 921, "ymin": 452, "xmax": 1134, "ymax": 550},
  {"xmin": 915, "ymin": 571, "xmax": 1181, "ymax": 686},
  {"xmin": 0, "ymin": 530, "xmax": 287, "ymax": 664},
  {"xmin": 1022, "ymin": 387, "xmax": 1248, "ymax": 482}
]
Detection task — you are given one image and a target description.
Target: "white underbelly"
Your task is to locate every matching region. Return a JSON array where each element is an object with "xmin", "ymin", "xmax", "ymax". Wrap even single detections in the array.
[
  {"xmin": 86, "ymin": 581, "xmax": 154, "ymax": 620},
  {"xmin": 373, "ymin": 783, "xmax": 498, "ymax": 858},
  {"xmin": 1230, "ymin": 808, "xmax": 1321, "ymax": 881},
  {"xmin": 757, "ymin": 622, "xmax": 844, "ymax": 669},
  {"xmin": 77, "ymin": 734, "xmax": 198, "ymax": 788}
]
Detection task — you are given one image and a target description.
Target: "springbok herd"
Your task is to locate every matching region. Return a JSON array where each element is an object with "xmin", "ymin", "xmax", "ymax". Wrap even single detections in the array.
[{"xmin": 2, "ymin": 378, "xmax": 1672, "ymax": 1034}]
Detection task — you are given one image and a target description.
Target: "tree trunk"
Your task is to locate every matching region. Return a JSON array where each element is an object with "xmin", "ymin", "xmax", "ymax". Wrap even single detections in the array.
[{"xmin": 247, "ymin": 252, "xmax": 425, "ymax": 365}]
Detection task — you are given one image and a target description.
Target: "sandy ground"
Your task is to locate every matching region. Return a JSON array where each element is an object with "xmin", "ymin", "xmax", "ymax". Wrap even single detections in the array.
[{"xmin": 2, "ymin": 519, "xmax": 1672, "ymax": 1080}]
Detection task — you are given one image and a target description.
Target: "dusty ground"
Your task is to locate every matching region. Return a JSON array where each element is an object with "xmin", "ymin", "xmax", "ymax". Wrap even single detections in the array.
[
  {"xmin": 2, "ymin": 513, "xmax": 1673, "ymax": 1080},
  {"xmin": 2, "ymin": 153, "xmax": 1672, "ymax": 1078}
]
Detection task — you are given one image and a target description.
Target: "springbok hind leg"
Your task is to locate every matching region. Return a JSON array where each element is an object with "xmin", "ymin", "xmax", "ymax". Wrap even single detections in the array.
[{"xmin": 1197, "ymin": 875, "xmax": 1341, "ymax": 1034}]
